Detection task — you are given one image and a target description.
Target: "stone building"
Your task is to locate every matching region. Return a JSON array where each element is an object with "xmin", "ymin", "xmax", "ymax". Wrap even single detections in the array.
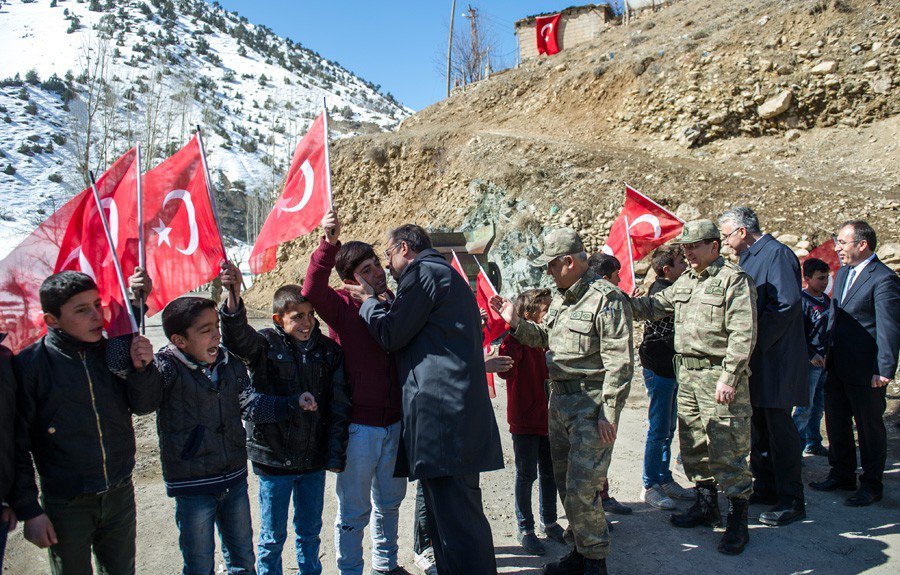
[{"xmin": 514, "ymin": 4, "xmax": 615, "ymax": 61}]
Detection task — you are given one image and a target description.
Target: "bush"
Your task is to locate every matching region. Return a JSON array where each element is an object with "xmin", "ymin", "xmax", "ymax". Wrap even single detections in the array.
[
  {"xmin": 18, "ymin": 87, "xmax": 29, "ymax": 100},
  {"xmin": 27, "ymin": 134, "xmax": 41, "ymax": 142},
  {"xmin": 2, "ymin": 165, "xmax": 15, "ymax": 176},
  {"xmin": 25, "ymin": 102, "xmax": 38, "ymax": 115},
  {"xmin": 52, "ymin": 133, "xmax": 67, "ymax": 146},
  {"xmin": 49, "ymin": 173, "xmax": 64, "ymax": 183},
  {"xmin": 240, "ymin": 139, "xmax": 257, "ymax": 153},
  {"xmin": 25, "ymin": 69, "xmax": 40, "ymax": 85},
  {"xmin": 17, "ymin": 143, "xmax": 34, "ymax": 156}
]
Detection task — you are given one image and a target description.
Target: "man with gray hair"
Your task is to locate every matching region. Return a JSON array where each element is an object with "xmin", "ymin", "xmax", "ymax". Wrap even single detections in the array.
[{"xmin": 719, "ymin": 207, "xmax": 807, "ymax": 527}]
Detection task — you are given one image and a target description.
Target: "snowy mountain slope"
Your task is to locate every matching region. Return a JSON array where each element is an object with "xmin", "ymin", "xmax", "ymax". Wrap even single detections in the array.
[{"xmin": 0, "ymin": 0, "xmax": 411, "ymax": 259}]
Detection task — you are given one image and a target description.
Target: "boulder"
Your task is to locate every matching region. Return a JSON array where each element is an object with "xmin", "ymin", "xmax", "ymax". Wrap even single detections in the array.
[
  {"xmin": 785, "ymin": 129, "xmax": 802, "ymax": 141},
  {"xmin": 810, "ymin": 61, "xmax": 837, "ymax": 75},
  {"xmin": 862, "ymin": 59, "xmax": 879, "ymax": 72},
  {"xmin": 758, "ymin": 90, "xmax": 793, "ymax": 119},
  {"xmin": 779, "ymin": 233, "xmax": 800, "ymax": 246}
]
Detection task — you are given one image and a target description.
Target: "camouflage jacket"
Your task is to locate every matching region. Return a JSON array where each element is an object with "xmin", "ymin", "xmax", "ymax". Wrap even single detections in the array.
[
  {"xmin": 630, "ymin": 256, "xmax": 758, "ymax": 388},
  {"xmin": 512, "ymin": 269, "xmax": 634, "ymax": 419}
]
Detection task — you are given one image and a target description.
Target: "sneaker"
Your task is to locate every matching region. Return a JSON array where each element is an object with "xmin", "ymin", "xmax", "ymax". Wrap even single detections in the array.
[
  {"xmin": 642, "ymin": 485, "xmax": 676, "ymax": 510},
  {"xmin": 372, "ymin": 568, "xmax": 413, "ymax": 575},
  {"xmin": 602, "ymin": 497, "xmax": 633, "ymax": 515},
  {"xmin": 413, "ymin": 548, "xmax": 438, "ymax": 575},
  {"xmin": 517, "ymin": 530, "xmax": 547, "ymax": 556},
  {"xmin": 804, "ymin": 444, "xmax": 829, "ymax": 457},
  {"xmin": 660, "ymin": 480, "xmax": 696, "ymax": 501},
  {"xmin": 542, "ymin": 522, "xmax": 566, "ymax": 544}
]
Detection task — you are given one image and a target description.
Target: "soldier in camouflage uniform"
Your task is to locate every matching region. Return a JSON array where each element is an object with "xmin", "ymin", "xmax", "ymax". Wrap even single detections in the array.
[
  {"xmin": 630, "ymin": 219, "xmax": 757, "ymax": 555},
  {"xmin": 491, "ymin": 228, "xmax": 633, "ymax": 575}
]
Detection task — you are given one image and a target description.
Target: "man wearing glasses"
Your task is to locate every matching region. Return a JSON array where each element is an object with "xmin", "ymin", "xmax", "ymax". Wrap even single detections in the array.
[
  {"xmin": 719, "ymin": 207, "xmax": 807, "ymax": 528},
  {"xmin": 630, "ymin": 219, "xmax": 757, "ymax": 556},
  {"xmin": 810, "ymin": 221, "xmax": 900, "ymax": 506}
]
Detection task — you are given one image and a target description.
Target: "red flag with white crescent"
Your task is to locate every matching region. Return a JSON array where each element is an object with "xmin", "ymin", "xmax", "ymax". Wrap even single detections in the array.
[
  {"xmin": 137, "ymin": 136, "xmax": 225, "ymax": 314},
  {"xmin": 535, "ymin": 14, "xmax": 561, "ymax": 55},
  {"xmin": 55, "ymin": 149, "xmax": 139, "ymax": 338},
  {"xmin": 250, "ymin": 113, "xmax": 330, "ymax": 274},
  {"xmin": 603, "ymin": 184, "xmax": 684, "ymax": 295}
]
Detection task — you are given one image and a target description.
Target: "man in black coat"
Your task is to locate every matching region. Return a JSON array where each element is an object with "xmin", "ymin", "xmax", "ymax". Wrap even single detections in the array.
[
  {"xmin": 720, "ymin": 207, "xmax": 807, "ymax": 526},
  {"xmin": 1, "ymin": 334, "xmax": 16, "ymax": 571},
  {"xmin": 811, "ymin": 220, "xmax": 900, "ymax": 506},
  {"xmin": 354, "ymin": 224, "xmax": 503, "ymax": 575}
]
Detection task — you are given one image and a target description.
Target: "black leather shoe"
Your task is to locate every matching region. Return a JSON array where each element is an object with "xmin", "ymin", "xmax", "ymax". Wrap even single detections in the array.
[
  {"xmin": 747, "ymin": 491, "xmax": 778, "ymax": 506},
  {"xmin": 602, "ymin": 497, "xmax": 633, "ymax": 515},
  {"xmin": 543, "ymin": 547, "xmax": 584, "ymax": 575},
  {"xmin": 809, "ymin": 475, "xmax": 856, "ymax": 492},
  {"xmin": 584, "ymin": 558, "xmax": 608, "ymax": 575},
  {"xmin": 671, "ymin": 482, "xmax": 720, "ymax": 528},
  {"xmin": 518, "ymin": 531, "xmax": 547, "ymax": 556},
  {"xmin": 758, "ymin": 500, "xmax": 806, "ymax": 526},
  {"xmin": 845, "ymin": 486, "xmax": 882, "ymax": 507}
]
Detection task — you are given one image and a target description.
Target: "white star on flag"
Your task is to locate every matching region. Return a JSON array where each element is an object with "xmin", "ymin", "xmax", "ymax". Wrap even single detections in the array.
[{"xmin": 152, "ymin": 218, "xmax": 172, "ymax": 247}]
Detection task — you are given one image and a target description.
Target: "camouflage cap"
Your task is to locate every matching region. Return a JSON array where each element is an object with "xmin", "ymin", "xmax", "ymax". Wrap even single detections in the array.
[
  {"xmin": 671, "ymin": 219, "xmax": 720, "ymax": 244},
  {"xmin": 532, "ymin": 227, "xmax": 585, "ymax": 266}
]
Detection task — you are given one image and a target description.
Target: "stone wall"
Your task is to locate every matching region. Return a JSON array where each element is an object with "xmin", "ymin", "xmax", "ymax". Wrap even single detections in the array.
[{"xmin": 516, "ymin": 6, "xmax": 612, "ymax": 61}]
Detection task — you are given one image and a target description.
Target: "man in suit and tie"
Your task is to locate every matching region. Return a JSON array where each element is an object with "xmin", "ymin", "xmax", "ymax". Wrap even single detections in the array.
[
  {"xmin": 810, "ymin": 220, "xmax": 900, "ymax": 506},
  {"xmin": 719, "ymin": 207, "xmax": 808, "ymax": 526}
]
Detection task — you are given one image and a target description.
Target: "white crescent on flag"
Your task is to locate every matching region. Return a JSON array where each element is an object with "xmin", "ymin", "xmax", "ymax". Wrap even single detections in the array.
[
  {"xmin": 152, "ymin": 189, "xmax": 199, "ymax": 255},
  {"xmin": 541, "ymin": 23, "xmax": 553, "ymax": 41},
  {"xmin": 59, "ymin": 247, "xmax": 97, "ymax": 280},
  {"xmin": 280, "ymin": 159, "xmax": 315, "ymax": 213},
  {"xmin": 628, "ymin": 214, "xmax": 662, "ymax": 240}
]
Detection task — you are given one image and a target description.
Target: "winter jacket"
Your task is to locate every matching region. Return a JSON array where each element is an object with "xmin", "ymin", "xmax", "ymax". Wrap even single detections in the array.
[
  {"xmin": 151, "ymin": 345, "xmax": 301, "ymax": 496},
  {"xmin": 302, "ymin": 236, "xmax": 402, "ymax": 427},
  {"xmin": 498, "ymin": 334, "xmax": 549, "ymax": 436},
  {"xmin": 639, "ymin": 278, "xmax": 677, "ymax": 379},
  {"xmin": 10, "ymin": 328, "xmax": 161, "ymax": 520},
  {"xmin": 801, "ymin": 291, "xmax": 830, "ymax": 359},
  {"xmin": 1, "ymin": 335, "xmax": 15, "ymax": 507},
  {"xmin": 220, "ymin": 301, "xmax": 351, "ymax": 473},
  {"xmin": 360, "ymin": 248, "xmax": 504, "ymax": 480}
]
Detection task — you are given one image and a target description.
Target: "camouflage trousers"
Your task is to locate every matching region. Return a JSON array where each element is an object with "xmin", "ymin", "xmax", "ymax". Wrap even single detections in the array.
[
  {"xmin": 676, "ymin": 366, "xmax": 752, "ymax": 498},
  {"xmin": 547, "ymin": 388, "xmax": 619, "ymax": 560}
]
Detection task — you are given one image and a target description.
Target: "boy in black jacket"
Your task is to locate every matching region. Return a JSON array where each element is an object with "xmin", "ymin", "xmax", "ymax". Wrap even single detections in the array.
[
  {"xmin": 1, "ymin": 333, "xmax": 16, "ymax": 572},
  {"xmin": 10, "ymin": 271, "xmax": 159, "ymax": 575},
  {"xmin": 219, "ymin": 263, "xmax": 351, "ymax": 575},
  {"xmin": 148, "ymin": 295, "xmax": 319, "ymax": 575}
]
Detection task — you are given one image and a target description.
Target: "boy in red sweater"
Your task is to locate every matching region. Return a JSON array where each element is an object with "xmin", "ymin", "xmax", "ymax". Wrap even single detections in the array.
[{"xmin": 498, "ymin": 288, "xmax": 563, "ymax": 556}]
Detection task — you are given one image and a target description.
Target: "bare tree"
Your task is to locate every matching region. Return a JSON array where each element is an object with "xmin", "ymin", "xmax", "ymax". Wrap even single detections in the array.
[{"xmin": 70, "ymin": 37, "xmax": 111, "ymax": 187}]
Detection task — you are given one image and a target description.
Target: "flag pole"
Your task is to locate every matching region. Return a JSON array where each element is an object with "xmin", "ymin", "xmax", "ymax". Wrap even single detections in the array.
[
  {"xmin": 322, "ymin": 97, "xmax": 336, "ymax": 240},
  {"xmin": 135, "ymin": 142, "xmax": 146, "ymax": 335},
  {"xmin": 89, "ymin": 171, "xmax": 139, "ymax": 334},
  {"xmin": 623, "ymin": 213, "xmax": 637, "ymax": 297},
  {"xmin": 196, "ymin": 126, "xmax": 235, "ymax": 303}
]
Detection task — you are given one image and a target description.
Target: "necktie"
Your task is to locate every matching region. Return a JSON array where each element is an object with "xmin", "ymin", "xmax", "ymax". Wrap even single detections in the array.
[{"xmin": 842, "ymin": 268, "xmax": 857, "ymax": 303}]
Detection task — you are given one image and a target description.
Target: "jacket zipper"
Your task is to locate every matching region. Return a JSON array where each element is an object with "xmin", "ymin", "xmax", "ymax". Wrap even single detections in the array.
[
  {"xmin": 80, "ymin": 352, "xmax": 110, "ymax": 489},
  {"xmin": 300, "ymin": 349, "xmax": 315, "ymax": 461}
]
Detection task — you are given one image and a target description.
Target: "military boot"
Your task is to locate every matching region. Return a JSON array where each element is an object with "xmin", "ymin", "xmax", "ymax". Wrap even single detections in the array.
[
  {"xmin": 718, "ymin": 498, "xmax": 750, "ymax": 555},
  {"xmin": 670, "ymin": 482, "xmax": 721, "ymax": 528},
  {"xmin": 543, "ymin": 547, "xmax": 584, "ymax": 575},
  {"xmin": 584, "ymin": 558, "xmax": 608, "ymax": 575}
]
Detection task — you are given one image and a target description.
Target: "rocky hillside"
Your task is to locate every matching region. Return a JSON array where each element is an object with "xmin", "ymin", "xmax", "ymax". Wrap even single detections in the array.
[
  {"xmin": 0, "ymin": 0, "xmax": 410, "ymax": 258},
  {"xmin": 247, "ymin": 0, "xmax": 899, "ymax": 307}
]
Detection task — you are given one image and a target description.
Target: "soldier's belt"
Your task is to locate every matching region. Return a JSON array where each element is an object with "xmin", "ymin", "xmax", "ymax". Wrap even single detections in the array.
[
  {"xmin": 548, "ymin": 379, "xmax": 602, "ymax": 395},
  {"xmin": 673, "ymin": 354, "xmax": 722, "ymax": 370}
]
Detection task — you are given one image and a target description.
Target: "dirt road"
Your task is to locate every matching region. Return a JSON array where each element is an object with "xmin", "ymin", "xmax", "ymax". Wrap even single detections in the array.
[{"xmin": 5, "ymin": 315, "xmax": 898, "ymax": 574}]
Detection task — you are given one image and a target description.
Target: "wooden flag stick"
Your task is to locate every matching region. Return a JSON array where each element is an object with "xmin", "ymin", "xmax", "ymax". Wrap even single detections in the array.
[
  {"xmin": 321, "ymin": 97, "xmax": 337, "ymax": 240},
  {"xmin": 89, "ymin": 171, "xmax": 139, "ymax": 335},
  {"xmin": 135, "ymin": 142, "xmax": 146, "ymax": 335}
]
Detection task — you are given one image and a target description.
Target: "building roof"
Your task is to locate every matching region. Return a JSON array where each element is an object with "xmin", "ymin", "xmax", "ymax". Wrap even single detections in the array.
[{"xmin": 514, "ymin": 3, "xmax": 614, "ymax": 29}]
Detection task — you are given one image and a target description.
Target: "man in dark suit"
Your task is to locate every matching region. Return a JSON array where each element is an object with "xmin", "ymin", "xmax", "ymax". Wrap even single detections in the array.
[
  {"xmin": 719, "ymin": 207, "xmax": 807, "ymax": 526},
  {"xmin": 353, "ymin": 224, "xmax": 503, "ymax": 575},
  {"xmin": 810, "ymin": 220, "xmax": 900, "ymax": 506}
]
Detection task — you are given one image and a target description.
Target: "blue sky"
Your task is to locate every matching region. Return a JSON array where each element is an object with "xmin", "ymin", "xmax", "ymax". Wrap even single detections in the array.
[{"xmin": 215, "ymin": 1, "xmax": 620, "ymax": 111}]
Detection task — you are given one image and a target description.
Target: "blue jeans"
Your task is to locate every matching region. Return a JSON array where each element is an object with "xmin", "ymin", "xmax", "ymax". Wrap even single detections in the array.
[
  {"xmin": 0, "ymin": 516, "xmax": 8, "ymax": 572},
  {"xmin": 642, "ymin": 368, "xmax": 678, "ymax": 488},
  {"xmin": 174, "ymin": 480, "xmax": 255, "ymax": 575},
  {"xmin": 257, "ymin": 470, "xmax": 326, "ymax": 575},
  {"xmin": 793, "ymin": 364, "xmax": 826, "ymax": 448},
  {"xmin": 335, "ymin": 422, "xmax": 407, "ymax": 575},
  {"xmin": 512, "ymin": 433, "xmax": 558, "ymax": 533}
]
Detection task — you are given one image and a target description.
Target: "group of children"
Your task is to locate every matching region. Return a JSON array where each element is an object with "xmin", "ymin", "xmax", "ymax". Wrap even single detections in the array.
[{"xmin": 0, "ymin": 243, "xmax": 836, "ymax": 575}]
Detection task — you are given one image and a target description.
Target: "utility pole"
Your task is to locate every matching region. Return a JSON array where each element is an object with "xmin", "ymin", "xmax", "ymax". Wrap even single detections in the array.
[
  {"xmin": 465, "ymin": 5, "xmax": 480, "ymax": 84},
  {"xmin": 446, "ymin": 0, "xmax": 456, "ymax": 97}
]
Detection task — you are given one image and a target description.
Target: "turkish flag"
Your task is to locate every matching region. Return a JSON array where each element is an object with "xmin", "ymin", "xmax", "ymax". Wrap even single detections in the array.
[
  {"xmin": 137, "ymin": 136, "xmax": 225, "ymax": 314},
  {"xmin": 535, "ymin": 14, "xmax": 561, "ymax": 55},
  {"xmin": 800, "ymin": 239, "xmax": 840, "ymax": 296},
  {"xmin": 250, "ymin": 113, "xmax": 330, "ymax": 274},
  {"xmin": 0, "ymin": 150, "xmax": 137, "ymax": 352},
  {"xmin": 603, "ymin": 184, "xmax": 684, "ymax": 295},
  {"xmin": 56, "ymin": 149, "xmax": 139, "ymax": 338}
]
